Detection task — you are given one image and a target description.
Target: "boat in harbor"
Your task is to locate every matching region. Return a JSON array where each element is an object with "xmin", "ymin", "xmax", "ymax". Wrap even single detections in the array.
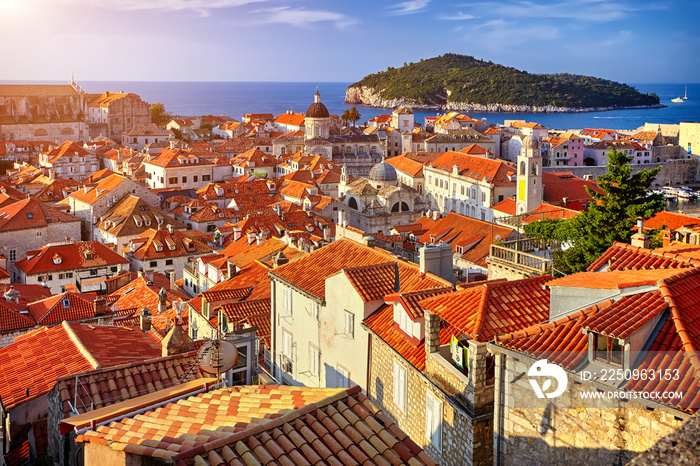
[{"xmin": 672, "ymin": 86, "xmax": 688, "ymax": 103}]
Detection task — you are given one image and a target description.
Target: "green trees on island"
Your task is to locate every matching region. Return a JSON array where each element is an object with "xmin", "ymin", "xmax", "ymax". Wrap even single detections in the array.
[
  {"xmin": 349, "ymin": 54, "xmax": 660, "ymax": 108},
  {"xmin": 151, "ymin": 103, "xmax": 173, "ymax": 128},
  {"xmin": 524, "ymin": 148, "xmax": 664, "ymax": 274}
]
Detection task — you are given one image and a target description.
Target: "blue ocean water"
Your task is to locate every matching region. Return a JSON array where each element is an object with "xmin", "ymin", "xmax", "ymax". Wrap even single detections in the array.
[
  {"xmin": 3, "ymin": 80, "xmax": 699, "ymax": 129},
  {"xmin": 72, "ymin": 81, "xmax": 700, "ymax": 131}
]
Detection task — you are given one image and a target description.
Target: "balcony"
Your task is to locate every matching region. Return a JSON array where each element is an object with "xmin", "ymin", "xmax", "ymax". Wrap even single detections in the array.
[{"xmin": 487, "ymin": 238, "xmax": 553, "ymax": 278}]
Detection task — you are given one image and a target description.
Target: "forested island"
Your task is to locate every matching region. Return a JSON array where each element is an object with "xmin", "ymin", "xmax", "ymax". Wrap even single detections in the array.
[{"xmin": 345, "ymin": 54, "xmax": 662, "ymax": 113}]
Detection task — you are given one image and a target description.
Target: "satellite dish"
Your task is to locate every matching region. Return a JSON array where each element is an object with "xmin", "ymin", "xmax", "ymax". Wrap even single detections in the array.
[{"xmin": 198, "ymin": 340, "xmax": 238, "ymax": 374}]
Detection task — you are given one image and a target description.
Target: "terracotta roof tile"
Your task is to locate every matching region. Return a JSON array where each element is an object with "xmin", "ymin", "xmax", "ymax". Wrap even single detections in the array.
[
  {"xmin": 0, "ymin": 198, "xmax": 79, "ymax": 233},
  {"xmin": 27, "ymin": 292, "xmax": 103, "ymax": 325},
  {"xmin": 588, "ymin": 242, "xmax": 700, "ymax": 272},
  {"xmin": 77, "ymin": 385, "xmax": 437, "ymax": 465},
  {"xmin": 420, "ymin": 276, "xmax": 551, "ymax": 341},
  {"xmin": 580, "ymin": 291, "xmax": 667, "ymax": 339},
  {"xmin": 547, "ymin": 268, "xmax": 686, "ymax": 289},
  {"xmin": 271, "ymin": 239, "xmax": 451, "ymax": 300},
  {"xmin": 16, "ymin": 241, "xmax": 128, "ymax": 275},
  {"xmin": 427, "ymin": 151, "xmax": 515, "ymax": 184},
  {"xmin": 55, "ymin": 351, "xmax": 204, "ymax": 419}
]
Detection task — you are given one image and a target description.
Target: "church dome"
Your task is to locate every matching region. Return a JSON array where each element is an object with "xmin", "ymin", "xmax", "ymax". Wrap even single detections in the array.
[
  {"xmin": 306, "ymin": 88, "xmax": 330, "ymax": 118},
  {"xmin": 368, "ymin": 160, "xmax": 398, "ymax": 183},
  {"xmin": 523, "ymin": 135, "xmax": 539, "ymax": 150}
]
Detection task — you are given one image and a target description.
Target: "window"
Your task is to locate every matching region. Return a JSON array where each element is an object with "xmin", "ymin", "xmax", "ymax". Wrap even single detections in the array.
[
  {"xmin": 344, "ymin": 310, "xmax": 354, "ymax": 337},
  {"xmin": 594, "ymin": 333, "xmax": 623, "ymax": 365},
  {"xmin": 337, "ymin": 365, "xmax": 350, "ymax": 388},
  {"xmin": 9, "ymin": 250, "xmax": 16, "ymax": 262},
  {"xmin": 461, "ymin": 186, "xmax": 465, "ymax": 195},
  {"xmin": 309, "ymin": 344, "xmax": 320, "ymax": 376},
  {"xmin": 168, "ymin": 177, "xmax": 177, "ymax": 184},
  {"xmin": 165, "ymin": 259, "xmax": 173, "ymax": 266},
  {"xmin": 425, "ymin": 392, "xmax": 442, "ymax": 451},
  {"xmin": 150, "ymin": 261, "xmax": 158, "ymax": 268},
  {"xmin": 202, "ymin": 175, "xmax": 211, "ymax": 182},
  {"xmin": 193, "ymin": 175, "xmax": 198, "ymax": 182},
  {"xmin": 182, "ymin": 176, "xmax": 187, "ymax": 183},
  {"xmin": 393, "ymin": 361, "xmax": 407, "ymax": 412},
  {"xmin": 282, "ymin": 286, "xmax": 293, "ymax": 315},
  {"xmin": 482, "ymin": 192, "xmax": 486, "ymax": 203},
  {"xmin": 110, "ymin": 266, "xmax": 118, "ymax": 272},
  {"xmin": 282, "ymin": 330, "xmax": 293, "ymax": 371}
]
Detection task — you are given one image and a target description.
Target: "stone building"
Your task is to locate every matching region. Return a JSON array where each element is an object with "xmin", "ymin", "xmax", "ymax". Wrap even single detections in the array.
[
  {"xmin": 423, "ymin": 150, "xmax": 516, "ymax": 222},
  {"xmin": 121, "ymin": 122, "xmax": 171, "ymax": 152},
  {"xmin": 338, "ymin": 161, "xmax": 429, "ymax": 233},
  {"xmin": 268, "ymin": 238, "xmax": 451, "ymax": 391},
  {"xmin": 142, "ymin": 147, "xmax": 216, "ymax": 190},
  {"xmin": 488, "ymin": 241, "xmax": 700, "ymax": 465},
  {"xmin": 0, "ymin": 198, "xmax": 82, "ymax": 281},
  {"xmin": 38, "ymin": 140, "xmax": 100, "ymax": 180},
  {"xmin": 87, "ymin": 91, "xmax": 150, "ymax": 142},
  {"xmin": 0, "ymin": 81, "xmax": 89, "ymax": 142}
]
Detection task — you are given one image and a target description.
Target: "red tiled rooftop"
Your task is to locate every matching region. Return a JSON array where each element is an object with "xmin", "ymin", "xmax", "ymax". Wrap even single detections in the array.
[
  {"xmin": 588, "ymin": 242, "xmax": 700, "ymax": 272},
  {"xmin": 271, "ymin": 239, "xmax": 450, "ymax": 300},
  {"xmin": 580, "ymin": 291, "xmax": 667, "ymax": 339},
  {"xmin": 644, "ymin": 211, "xmax": 700, "ymax": 231},
  {"xmin": 547, "ymin": 268, "xmax": 687, "ymax": 289},
  {"xmin": 420, "ymin": 276, "xmax": 551, "ymax": 341}
]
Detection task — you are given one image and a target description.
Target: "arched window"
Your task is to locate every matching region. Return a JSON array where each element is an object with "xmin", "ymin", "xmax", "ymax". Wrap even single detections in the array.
[
  {"xmin": 532, "ymin": 162, "xmax": 538, "ymax": 176},
  {"xmin": 471, "ymin": 206, "xmax": 476, "ymax": 217},
  {"xmin": 400, "ymin": 202, "xmax": 409, "ymax": 212},
  {"xmin": 34, "ymin": 128, "xmax": 48, "ymax": 137},
  {"xmin": 348, "ymin": 197, "xmax": 358, "ymax": 210},
  {"xmin": 281, "ymin": 147, "xmax": 286, "ymax": 155},
  {"xmin": 61, "ymin": 127, "xmax": 74, "ymax": 135},
  {"xmin": 391, "ymin": 202, "xmax": 400, "ymax": 213},
  {"xmin": 520, "ymin": 161, "xmax": 526, "ymax": 175}
]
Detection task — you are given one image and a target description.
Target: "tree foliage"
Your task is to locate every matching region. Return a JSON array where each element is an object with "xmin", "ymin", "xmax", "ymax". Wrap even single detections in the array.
[
  {"xmin": 346, "ymin": 107, "xmax": 361, "ymax": 128},
  {"xmin": 349, "ymin": 54, "xmax": 660, "ymax": 108},
  {"xmin": 525, "ymin": 148, "xmax": 664, "ymax": 274},
  {"xmin": 151, "ymin": 103, "xmax": 173, "ymax": 128}
]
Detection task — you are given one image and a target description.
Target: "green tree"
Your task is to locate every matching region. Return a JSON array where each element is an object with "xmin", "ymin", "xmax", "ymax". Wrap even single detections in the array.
[
  {"xmin": 151, "ymin": 103, "xmax": 173, "ymax": 128},
  {"xmin": 341, "ymin": 109, "xmax": 351, "ymax": 127},
  {"xmin": 527, "ymin": 148, "xmax": 663, "ymax": 274},
  {"xmin": 347, "ymin": 107, "xmax": 361, "ymax": 129}
]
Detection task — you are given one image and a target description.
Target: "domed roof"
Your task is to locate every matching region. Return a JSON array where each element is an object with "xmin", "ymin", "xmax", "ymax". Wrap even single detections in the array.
[
  {"xmin": 523, "ymin": 135, "xmax": 539, "ymax": 150},
  {"xmin": 306, "ymin": 88, "xmax": 330, "ymax": 118},
  {"xmin": 306, "ymin": 102, "xmax": 329, "ymax": 118},
  {"xmin": 368, "ymin": 160, "xmax": 398, "ymax": 183}
]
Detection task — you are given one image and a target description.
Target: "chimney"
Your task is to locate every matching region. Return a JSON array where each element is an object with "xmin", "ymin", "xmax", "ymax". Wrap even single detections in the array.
[
  {"xmin": 169, "ymin": 140, "xmax": 176, "ymax": 150},
  {"xmin": 337, "ymin": 209, "xmax": 344, "ymax": 226},
  {"xmin": 158, "ymin": 287, "xmax": 168, "ymax": 314},
  {"xmin": 4, "ymin": 286, "xmax": 20, "ymax": 303},
  {"xmin": 233, "ymin": 227, "xmax": 243, "ymax": 242},
  {"xmin": 424, "ymin": 310, "xmax": 442, "ymax": 354},
  {"xmin": 93, "ymin": 296, "xmax": 107, "ymax": 316},
  {"xmin": 138, "ymin": 268, "xmax": 144, "ymax": 278},
  {"xmin": 161, "ymin": 325, "xmax": 194, "ymax": 357},
  {"xmin": 562, "ymin": 197, "xmax": 568, "ymax": 207},
  {"xmin": 433, "ymin": 210, "xmax": 440, "ymax": 221},
  {"xmin": 140, "ymin": 308, "xmax": 152, "ymax": 332},
  {"xmin": 662, "ymin": 229, "xmax": 675, "ymax": 248},
  {"xmin": 631, "ymin": 217, "xmax": 650, "ymax": 249},
  {"xmin": 170, "ymin": 272, "xmax": 177, "ymax": 292},
  {"xmin": 167, "ymin": 224, "xmax": 173, "ymax": 234},
  {"xmin": 394, "ymin": 262, "xmax": 400, "ymax": 293},
  {"xmin": 419, "ymin": 243, "xmax": 455, "ymax": 285}
]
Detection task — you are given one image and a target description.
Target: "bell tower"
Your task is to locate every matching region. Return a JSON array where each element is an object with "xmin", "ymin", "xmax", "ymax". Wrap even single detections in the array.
[{"xmin": 516, "ymin": 135, "xmax": 543, "ymax": 214}]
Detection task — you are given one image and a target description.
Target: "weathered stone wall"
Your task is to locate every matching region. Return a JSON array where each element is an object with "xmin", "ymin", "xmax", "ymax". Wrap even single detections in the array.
[
  {"xmin": 368, "ymin": 333, "xmax": 476, "ymax": 465},
  {"xmin": 497, "ymin": 354, "xmax": 686, "ymax": 466},
  {"xmin": 543, "ymin": 157, "xmax": 698, "ymax": 186}
]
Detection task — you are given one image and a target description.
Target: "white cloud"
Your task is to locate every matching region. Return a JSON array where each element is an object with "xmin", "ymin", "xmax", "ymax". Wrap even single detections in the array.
[
  {"xmin": 437, "ymin": 11, "xmax": 474, "ymax": 21},
  {"xmin": 470, "ymin": 19, "xmax": 560, "ymax": 52},
  {"xmin": 389, "ymin": 0, "xmax": 430, "ymax": 16},
  {"xmin": 452, "ymin": 0, "xmax": 667, "ymax": 23},
  {"xmin": 60, "ymin": 0, "xmax": 265, "ymax": 16},
  {"xmin": 256, "ymin": 6, "xmax": 357, "ymax": 29}
]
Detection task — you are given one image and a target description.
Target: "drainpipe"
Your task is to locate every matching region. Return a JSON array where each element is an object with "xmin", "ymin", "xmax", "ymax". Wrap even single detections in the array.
[{"xmin": 493, "ymin": 352, "xmax": 505, "ymax": 466}]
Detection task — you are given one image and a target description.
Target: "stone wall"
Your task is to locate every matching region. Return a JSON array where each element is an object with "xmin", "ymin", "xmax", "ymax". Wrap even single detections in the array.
[
  {"xmin": 495, "ymin": 353, "xmax": 686, "ymax": 466},
  {"xmin": 543, "ymin": 157, "xmax": 697, "ymax": 186},
  {"xmin": 367, "ymin": 333, "xmax": 477, "ymax": 465}
]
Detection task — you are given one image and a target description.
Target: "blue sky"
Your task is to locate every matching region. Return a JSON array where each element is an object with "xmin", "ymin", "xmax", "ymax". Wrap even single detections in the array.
[{"xmin": 0, "ymin": 0, "xmax": 697, "ymax": 84}]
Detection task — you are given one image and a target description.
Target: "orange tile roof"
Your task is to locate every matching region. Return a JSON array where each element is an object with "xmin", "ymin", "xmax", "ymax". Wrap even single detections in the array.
[
  {"xmin": 0, "ymin": 322, "xmax": 161, "ymax": 410},
  {"xmin": 77, "ymin": 385, "xmax": 437, "ymax": 465},
  {"xmin": 68, "ymin": 174, "xmax": 128, "ymax": 205},
  {"xmin": 0, "ymin": 301, "xmax": 36, "ymax": 332},
  {"xmin": 27, "ymin": 292, "xmax": 101, "ymax": 325},
  {"xmin": 55, "ymin": 350, "xmax": 204, "ymax": 419},
  {"xmin": 645, "ymin": 211, "xmax": 700, "ymax": 231},
  {"xmin": 458, "ymin": 144, "xmax": 493, "ymax": 156},
  {"xmin": 427, "ymin": 150, "xmax": 515, "ymax": 184},
  {"xmin": 580, "ymin": 291, "xmax": 667, "ymax": 339},
  {"xmin": 109, "ymin": 274, "xmax": 185, "ymax": 316},
  {"xmin": 522, "ymin": 202, "xmax": 581, "ymax": 223},
  {"xmin": 130, "ymin": 228, "xmax": 213, "ymax": 261},
  {"xmin": 42, "ymin": 141, "xmax": 91, "ymax": 164},
  {"xmin": 414, "ymin": 212, "xmax": 515, "ymax": 267},
  {"xmin": 385, "ymin": 154, "xmax": 425, "ymax": 177},
  {"xmin": 0, "ymin": 198, "xmax": 79, "ymax": 233},
  {"xmin": 546, "ymin": 268, "xmax": 687, "ymax": 289},
  {"xmin": 202, "ymin": 261, "xmax": 272, "ymax": 303},
  {"xmin": 542, "ymin": 171, "xmax": 602, "ymax": 207},
  {"xmin": 144, "ymin": 148, "xmax": 214, "ymax": 168},
  {"xmin": 343, "ymin": 262, "xmax": 447, "ymax": 303},
  {"xmin": 271, "ymin": 239, "xmax": 451, "ymax": 300},
  {"xmin": 16, "ymin": 241, "xmax": 128, "ymax": 275},
  {"xmin": 274, "ymin": 112, "xmax": 305, "ymax": 126},
  {"xmin": 491, "ymin": 197, "xmax": 516, "ymax": 216},
  {"xmin": 420, "ymin": 276, "xmax": 551, "ymax": 341},
  {"xmin": 588, "ymin": 242, "xmax": 700, "ymax": 272}
]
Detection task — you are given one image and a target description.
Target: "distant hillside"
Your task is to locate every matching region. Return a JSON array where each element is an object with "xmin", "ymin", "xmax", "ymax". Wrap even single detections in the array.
[{"xmin": 346, "ymin": 54, "xmax": 661, "ymax": 112}]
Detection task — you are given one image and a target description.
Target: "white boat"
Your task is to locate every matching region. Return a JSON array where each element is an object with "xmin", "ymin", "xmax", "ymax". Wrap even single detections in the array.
[
  {"xmin": 672, "ymin": 86, "xmax": 688, "ymax": 103},
  {"xmin": 676, "ymin": 187, "xmax": 697, "ymax": 199}
]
